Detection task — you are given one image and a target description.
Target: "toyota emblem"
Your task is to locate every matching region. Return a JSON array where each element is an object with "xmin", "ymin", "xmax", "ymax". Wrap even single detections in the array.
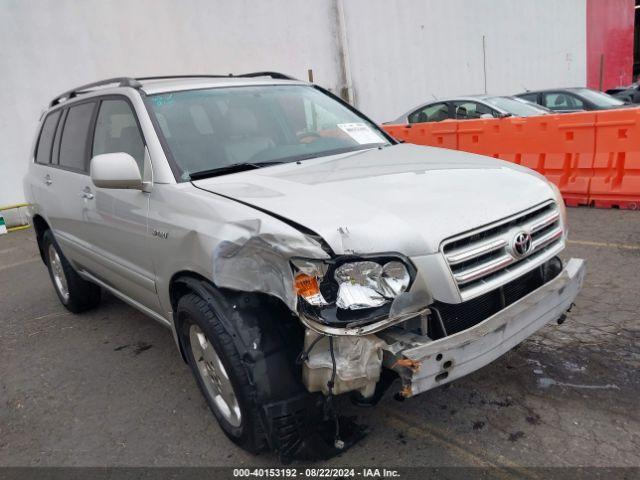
[{"xmin": 512, "ymin": 231, "xmax": 533, "ymax": 258}]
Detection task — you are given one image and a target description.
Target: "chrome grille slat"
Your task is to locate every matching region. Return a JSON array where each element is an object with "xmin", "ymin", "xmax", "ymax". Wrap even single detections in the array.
[
  {"xmin": 532, "ymin": 226, "xmax": 563, "ymax": 250},
  {"xmin": 446, "ymin": 237, "xmax": 508, "ymax": 265},
  {"xmin": 442, "ymin": 201, "xmax": 564, "ymax": 300},
  {"xmin": 528, "ymin": 211, "xmax": 560, "ymax": 234},
  {"xmin": 454, "ymin": 254, "xmax": 513, "ymax": 284}
]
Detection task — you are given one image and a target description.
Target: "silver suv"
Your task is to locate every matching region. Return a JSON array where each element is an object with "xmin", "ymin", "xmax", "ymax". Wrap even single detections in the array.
[{"xmin": 24, "ymin": 73, "xmax": 585, "ymax": 460}]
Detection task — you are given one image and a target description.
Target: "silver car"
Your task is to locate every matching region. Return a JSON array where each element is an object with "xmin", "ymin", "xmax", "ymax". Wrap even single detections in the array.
[
  {"xmin": 24, "ymin": 73, "xmax": 585, "ymax": 460},
  {"xmin": 388, "ymin": 95, "xmax": 550, "ymax": 124}
]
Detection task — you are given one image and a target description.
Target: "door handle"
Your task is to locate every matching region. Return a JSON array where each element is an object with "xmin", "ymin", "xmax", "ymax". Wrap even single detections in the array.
[
  {"xmin": 44, "ymin": 174, "xmax": 52, "ymax": 186},
  {"xmin": 80, "ymin": 187, "xmax": 94, "ymax": 200}
]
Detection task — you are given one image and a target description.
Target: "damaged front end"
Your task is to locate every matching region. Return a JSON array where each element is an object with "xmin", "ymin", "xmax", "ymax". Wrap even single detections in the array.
[
  {"xmin": 296, "ymin": 257, "xmax": 584, "ymax": 405},
  {"xmin": 207, "ymin": 216, "xmax": 585, "ymax": 461}
]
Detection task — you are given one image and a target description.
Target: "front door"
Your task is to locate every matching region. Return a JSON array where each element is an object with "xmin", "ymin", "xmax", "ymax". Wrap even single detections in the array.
[{"xmin": 82, "ymin": 97, "xmax": 160, "ymax": 313}]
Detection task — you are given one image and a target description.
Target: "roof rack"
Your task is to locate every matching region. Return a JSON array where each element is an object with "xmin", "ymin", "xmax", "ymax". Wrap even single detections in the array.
[
  {"xmin": 50, "ymin": 77, "xmax": 141, "ymax": 107},
  {"xmin": 135, "ymin": 72, "xmax": 297, "ymax": 82},
  {"xmin": 49, "ymin": 72, "xmax": 298, "ymax": 107}
]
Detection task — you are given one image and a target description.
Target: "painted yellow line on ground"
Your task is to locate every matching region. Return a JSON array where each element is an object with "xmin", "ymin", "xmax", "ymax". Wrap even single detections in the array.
[
  {"xmin": 382, "ymin": 409, "xmax": 542, "ymax": 480},
  {"xmin": 0, "ymin": 257, "xmax": 40, "ymax": 272},
  {"xmin": 0, "ymin": 202, "xmax": 31, "ymax": 211},
  {"xmin": 7, "ymin": 224, "xmax": 31, "ymax": 233},
  {"xmin": 568, "ymin": 239, "xmax": 640, "ymax": 250}
]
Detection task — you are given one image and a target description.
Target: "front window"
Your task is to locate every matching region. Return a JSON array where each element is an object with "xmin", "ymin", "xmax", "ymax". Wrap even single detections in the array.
[
  {"xmin": 572, "ymin": 88, "xmax": 625, "ymax": 107},
  {"xmin": 484, "ymin": 96, "xmax": 548, "ymax": 117},
  {"xmin": 542, "ymin": 92, "xmax": 584, "ymax": 110},
  {"xmin": 408, "ymin": 102, "xmax": 450, "ymax": 123},
  {"xmin": 148, "ymin": 85, "xmax": 389, "ymax": 179}
]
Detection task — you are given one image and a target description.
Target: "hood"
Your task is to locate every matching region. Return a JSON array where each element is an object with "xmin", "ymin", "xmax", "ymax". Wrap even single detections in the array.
[{"xmin": 193, "ymin": 144, "xmax": 556, "ymax": 256}]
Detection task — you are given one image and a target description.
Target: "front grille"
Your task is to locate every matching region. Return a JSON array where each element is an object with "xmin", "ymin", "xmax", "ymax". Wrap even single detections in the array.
[
  {"xmin": 442, "ymin": 201, "xmax": 564, "ymax": 300},
  {"xmin": 431, "ymin": 266, "xmax": 546, "ymax": 337}
]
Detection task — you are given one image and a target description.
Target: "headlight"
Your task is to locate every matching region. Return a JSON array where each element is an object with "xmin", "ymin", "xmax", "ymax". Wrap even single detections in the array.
[
  {"xmin": 334, "ymin": 261, "xmax": 386, "ymax": 310},
  {"xmin": 292, "ymin": 256, "xmax": 412, "ymax": 312},
  {"xmin": 292, "ymin": 256, "xmax": 413, "ymax": 312},
  {"xmin": 334, "ymin": 261, "xmax": 410, "ymax": 310}
]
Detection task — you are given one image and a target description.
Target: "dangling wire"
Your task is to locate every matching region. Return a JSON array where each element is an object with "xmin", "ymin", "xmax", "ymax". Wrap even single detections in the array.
[
  {"xmin": 297, "ymin": 333, "xmax": 343, "ymax": 448},
  {"xmin": 327, "ymin": 336, "xmax": 341, "ymax": 447},
  {"xmin": 295, "ymin": 334, "xmax": 324, "ymax": 365}
]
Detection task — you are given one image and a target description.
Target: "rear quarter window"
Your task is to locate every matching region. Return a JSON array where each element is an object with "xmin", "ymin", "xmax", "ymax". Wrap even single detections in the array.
[
  {"xmin": 35, "ymin": 110, "xmax": 61, "ymax": 165},
  {"xmin": 58, "ymin": 102, "xmax": 96, "ymax": 172}
]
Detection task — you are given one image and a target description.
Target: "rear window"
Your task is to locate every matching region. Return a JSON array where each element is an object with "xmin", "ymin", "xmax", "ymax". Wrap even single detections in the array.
[
  {"xmin": 518, "ymin": 93, "xmax": 538, "ymax": 103},
  {"xmin": 35, "ymin": 111, "xmax": 61, "ymax": 165},
  {"xmin": 59, "ymin": 102, "xmax": 96, "ymax": 172}
]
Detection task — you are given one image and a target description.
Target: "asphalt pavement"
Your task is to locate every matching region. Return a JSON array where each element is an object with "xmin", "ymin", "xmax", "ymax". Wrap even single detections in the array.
[{"xmin": 1, "ymin": 208, "xmax": 638, "ymax": 473}]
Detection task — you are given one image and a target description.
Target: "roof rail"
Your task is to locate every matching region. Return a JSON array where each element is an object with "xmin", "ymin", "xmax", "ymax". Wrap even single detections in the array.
[
  {"xmin": 50, "ymin": 77, "xmax": 141, "ymax": 107},
  {"xmin": 135, "ymin": 72, "xmax": 298, "ymax": 82},
  {"xmin": 49, "ymin": 72, "xmax": 299, "ymax": 107},
  {"xmin": 236, "ymin": 71, "xmax": 298, "ymax": 80}
]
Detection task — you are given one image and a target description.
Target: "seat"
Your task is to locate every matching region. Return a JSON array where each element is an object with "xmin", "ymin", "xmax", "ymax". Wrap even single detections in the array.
[
  {"xmin": 223, "ymin": 107, "xmax": 274, "ymax": 163},
  {"xmin": 553, "ymin": 95, "xmax": 568, "ymax": 108}
]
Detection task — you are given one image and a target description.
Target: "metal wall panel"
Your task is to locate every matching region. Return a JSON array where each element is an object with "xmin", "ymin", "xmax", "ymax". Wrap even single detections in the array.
[
  {"xmin": 1, "ymin": 0, "xmax": 589, "ymax": 204},
  {"xmin": 341, "ymin": 0, "xmax": 588, "ymax": 122}
]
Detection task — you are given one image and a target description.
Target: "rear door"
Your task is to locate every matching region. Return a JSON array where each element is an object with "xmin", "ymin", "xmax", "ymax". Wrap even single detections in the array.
[
  {"xmin": 38, "ymin": 100, "xmax": 99, "ymax": 270},
  {"xmin": 81, "ymin": 97, "xmax": 159, "ymax": 312},
  {"xmin": 29, "ymin": 109, "xmax": 63, "ymax": 216}
]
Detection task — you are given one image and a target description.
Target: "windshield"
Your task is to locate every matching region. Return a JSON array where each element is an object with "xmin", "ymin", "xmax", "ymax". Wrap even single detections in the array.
[
  {"xmin": 573, "ymin": 88, "xmax": 625, "ymax": 107},
  {"xmin": 485, "ymin": 96, "xmax": 548, "ymax": 117},
  {"xmin": 149, "ymin": 85, "xmax": 390, "ymax": 180}
]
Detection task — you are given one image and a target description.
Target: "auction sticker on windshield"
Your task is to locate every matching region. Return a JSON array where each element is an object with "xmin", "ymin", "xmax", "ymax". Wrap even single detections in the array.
[{"xmin": 337, "ymin": 123, "xmax": 384, "ymax": 145}]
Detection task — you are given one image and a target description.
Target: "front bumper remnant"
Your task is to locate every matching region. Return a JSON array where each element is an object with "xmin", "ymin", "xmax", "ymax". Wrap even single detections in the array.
[{"xmin": 381, "ymin": 258, "xmax": 586, "ymax": 397}]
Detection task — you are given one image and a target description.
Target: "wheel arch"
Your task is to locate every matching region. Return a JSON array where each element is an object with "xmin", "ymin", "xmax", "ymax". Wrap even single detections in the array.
[
  {"xmin": 32, "ymin": 214, "xmax": 50, "ymax": 263},
  {"xmin": 168, "ymin": 271, "xmax": 301, "ymax": 368}
]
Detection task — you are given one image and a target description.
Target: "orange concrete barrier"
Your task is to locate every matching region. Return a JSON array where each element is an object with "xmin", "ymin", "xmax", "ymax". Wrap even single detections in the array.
[
  {"xmin": 590, "ymin": 109, "xmax": 640, "ymax": 209},
  {"xmin": 456, "ymin": 114, "xmax": 596, "ymax": 206},
  {"xmin": 385, "ymin": 121, "xmax": 457, "ymax": 150},
  {"xmin": 383, "ymin": 109, "xmax": 640, "ymax": 209}
]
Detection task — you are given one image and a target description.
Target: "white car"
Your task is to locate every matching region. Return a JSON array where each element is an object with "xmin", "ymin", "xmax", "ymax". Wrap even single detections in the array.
[
  {"xmin": 24, "ymin": 73, "xmax": 585, "ymax": 460},
  {"xmin": 389, "ymin": 95, "xmax": 550, "ymax": 124}
]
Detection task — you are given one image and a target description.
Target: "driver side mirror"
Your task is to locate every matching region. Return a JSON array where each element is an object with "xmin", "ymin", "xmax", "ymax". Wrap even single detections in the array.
[{"xmin": 90, "ymin": 152, "xmax": 142, "ymax": 189}]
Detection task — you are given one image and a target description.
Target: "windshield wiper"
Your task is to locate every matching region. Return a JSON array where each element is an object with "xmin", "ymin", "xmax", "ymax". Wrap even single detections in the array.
[
  {"xmin": 188, "ymin": 161, "xmax": 282, "ymax": 180},
  {"xmin": 278, "ymin": 144, "xmax": 387, "ymax": 164}
]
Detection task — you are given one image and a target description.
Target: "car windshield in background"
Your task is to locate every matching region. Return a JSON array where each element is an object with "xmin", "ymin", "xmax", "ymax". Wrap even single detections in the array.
[
  {"xmin": 149, "ymin": 85, "xmax": 390, "ymax": 180},
  {"xmin": 574, "ymin": 88, "xmax": 625, "ymax": 107},
  {"xmin": 485, "ymin": 96, "xmax": 548, "ymax": 117}
]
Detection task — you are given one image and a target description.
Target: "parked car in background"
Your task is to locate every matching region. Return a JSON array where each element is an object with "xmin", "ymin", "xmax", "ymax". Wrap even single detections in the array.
[
  {"xmin": 605, "ymin": 83, "xmax": 640, "ymax": 104},
  {"xmin": 388, "ymin": 95, "xmax": 549, "ymax": 124},
  {"xmin": 516, "ymin": 87, "xmax": 631, "ymax": 113}
]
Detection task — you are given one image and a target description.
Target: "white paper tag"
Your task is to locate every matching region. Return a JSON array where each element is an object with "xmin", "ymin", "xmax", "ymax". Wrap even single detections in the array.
[{"xmin": 337, "ymin": 123, "xmax": 384, "ymax": 145}]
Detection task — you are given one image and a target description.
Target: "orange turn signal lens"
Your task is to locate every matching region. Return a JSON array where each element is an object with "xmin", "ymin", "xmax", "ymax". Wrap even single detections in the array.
[{"xmin": 294, "ymin": 273, "xmax": 320, "ymax": 298}]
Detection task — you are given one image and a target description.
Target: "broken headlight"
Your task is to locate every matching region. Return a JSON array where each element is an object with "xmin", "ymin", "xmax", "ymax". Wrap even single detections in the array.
[{"xmin": 292, "ymin": 257, "xmax": 412, "ymax": 311}]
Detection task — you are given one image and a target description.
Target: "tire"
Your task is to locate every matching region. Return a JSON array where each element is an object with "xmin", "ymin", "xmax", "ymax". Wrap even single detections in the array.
[
  {"xmin": 178, "ymin": 292, "xmax": 266, "ymax": 453},
  {"xmin": 42, "ymin": 230, "xmax": 101, "ymax": 313}
]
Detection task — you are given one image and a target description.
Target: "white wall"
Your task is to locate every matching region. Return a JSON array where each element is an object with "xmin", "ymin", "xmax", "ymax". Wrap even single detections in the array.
[
  {"xmin": 0, "ymin": 0, "xmax": 587, "ymax": 205},
  {"xmin": 341, "ymin": 0, "xmax": 587, "ymax": 121},
  {"xmin": 0, "ymin": 0, "xmax": 344, "ymax": 206}
]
